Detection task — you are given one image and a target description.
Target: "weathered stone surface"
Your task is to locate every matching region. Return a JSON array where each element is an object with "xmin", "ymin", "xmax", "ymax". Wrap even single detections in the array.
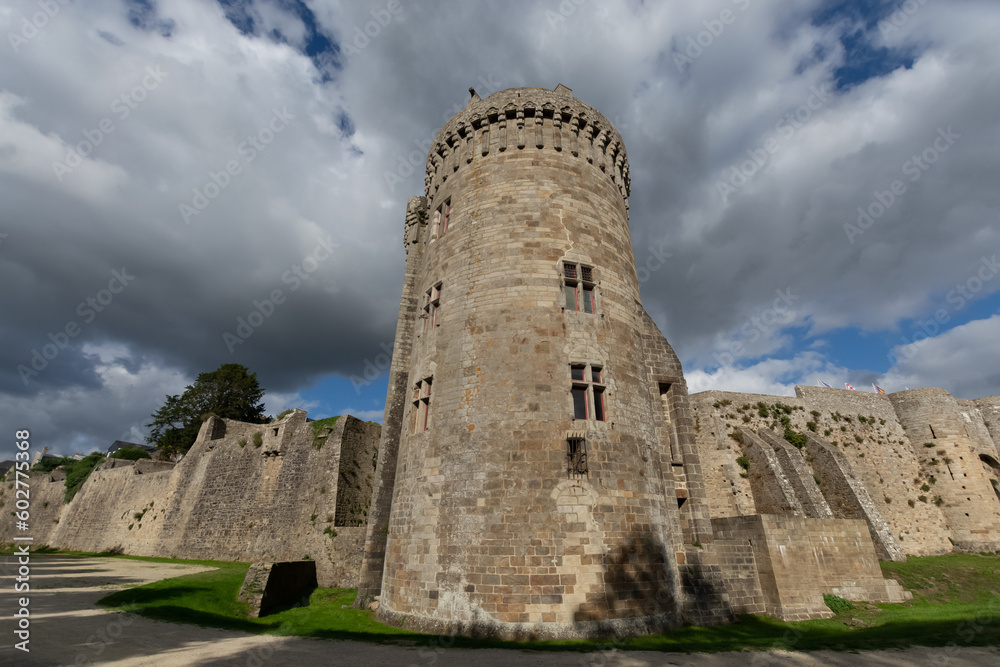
[
  {"xmin": 363, "ymin": 85, "xmax": 706, "ymax": 639},
  {"xmin": 0, "ymin": 412, "xmax": 379, "ymax": 588},
  {"xmin": 712, "ymin": 514, "xmax": 911, "ymax": 622},
  {"xmin": 238, "ymin": 560, "xmax": 318, "ymax": 617},
  {"xmin": 353, "ymin": 84, "xmax": 982, "ymax": 639},
  {"xmin": 691, "ymin": 386, "xmax": 1000, "ymax": 555}
]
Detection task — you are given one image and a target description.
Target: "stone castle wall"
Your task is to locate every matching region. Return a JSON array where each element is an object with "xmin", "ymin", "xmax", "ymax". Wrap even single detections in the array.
[
  {"xmin": 712, "ymin": 515, "xmax": 910, "ymax": 622},
  {"xmin": 0, "ymin": 470, "xmax": 68, "ymax": 545},
  {"xmin": 690, "ymin": 386, "xmax": 1000, "ymax": 555},
  {"xmin": 1, "ymin": 412, "xmax": 379, "ymax": 588}
]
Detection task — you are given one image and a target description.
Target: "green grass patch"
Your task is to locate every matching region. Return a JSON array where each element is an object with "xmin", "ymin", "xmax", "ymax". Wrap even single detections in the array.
[
  {"xmin": 75, "ymin": 551, "xmax": 1000, "ymax": 653},
  {"xmin": 311, "ymin": 416, "xmax": 340, "ymax": 449}
]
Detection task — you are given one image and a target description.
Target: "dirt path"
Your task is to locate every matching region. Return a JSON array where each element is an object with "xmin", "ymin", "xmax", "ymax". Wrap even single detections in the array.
[{"xmin": 1, "ymin": 555, "xmax": 998, "ymax": 666}]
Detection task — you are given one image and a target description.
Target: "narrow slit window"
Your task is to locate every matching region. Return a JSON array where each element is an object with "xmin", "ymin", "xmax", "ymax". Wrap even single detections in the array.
[
  {"xmin": 439, "ymin": 199, "xmax": 451, "ymax": 236},
  {"xmin": 413, "ymin": 377, "xmax": 433, "ymax": 433},
  {"xmin": 424, "ymin": 282, "xmax": 442, "ymax": 332}
]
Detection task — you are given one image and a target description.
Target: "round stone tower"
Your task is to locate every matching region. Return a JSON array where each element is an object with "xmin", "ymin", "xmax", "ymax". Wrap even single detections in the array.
[{"xmin": 357, "ymin": 85, "xmax": 726, "ymax": 638}]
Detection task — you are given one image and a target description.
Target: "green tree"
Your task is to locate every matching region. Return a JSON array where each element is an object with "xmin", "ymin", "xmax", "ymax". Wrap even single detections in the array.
[
  {"xmin": 147, "ymin": 363, "xmax": 267, "ymax": 455},
  {"xmin": 110, "ymin": 446, "xmax": 151, "ymax": 461}
]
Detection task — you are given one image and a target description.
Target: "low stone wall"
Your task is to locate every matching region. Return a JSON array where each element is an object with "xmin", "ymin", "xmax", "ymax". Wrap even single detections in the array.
[{"xmin": 712, "ymin": 514, "xmax": 910, "ymax": 622}]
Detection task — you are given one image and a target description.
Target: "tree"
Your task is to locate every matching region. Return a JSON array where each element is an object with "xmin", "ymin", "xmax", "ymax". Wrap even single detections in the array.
[
  {"xmin": 147, "ymin": 363, "xmax": 267, "ymax": 455},
  {"xmin": 110, "ymin": 446, "xmax": 151, "ymax": 461}
]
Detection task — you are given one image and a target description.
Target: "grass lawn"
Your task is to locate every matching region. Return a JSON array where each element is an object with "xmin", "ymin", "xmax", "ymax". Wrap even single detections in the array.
[{"xmin": 56, "ymin": 550, "xmax": 1000, "ymax": 653}]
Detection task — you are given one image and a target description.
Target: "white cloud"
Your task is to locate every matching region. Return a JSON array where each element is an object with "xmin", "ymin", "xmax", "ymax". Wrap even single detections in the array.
[
  {"xmin": 336, "ymin": 408, "xmax": 384, "ymax": 423},
  {"xmin": 2, "ymin": 0, "xmax": 1000, "ymax": 453},
  {"xmin": 686, "ymin": 352, "xmax": 848, "ymax": 397},
  {"xmin": 882, "ymin": 314, "xmax": 1000, "ymax": 399}
]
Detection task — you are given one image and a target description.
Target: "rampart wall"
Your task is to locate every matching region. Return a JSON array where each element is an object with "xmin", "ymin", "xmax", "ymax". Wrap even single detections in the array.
[
  {"xmin": 1, "ymin": 412, "xmax": 379, "ymax": 587},
  {"xmin": 690, "ymin": 386, "xmax": 1000, "ymax": 555},
  {"xmin": 0, "ymin": 470, "xmax": 67, "ymax": 545}
]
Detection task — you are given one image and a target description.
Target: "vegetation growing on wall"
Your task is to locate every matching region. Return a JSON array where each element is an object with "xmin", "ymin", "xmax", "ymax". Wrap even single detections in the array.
[
  {"xmin": 310, "ymin": 416, "xmax": 340, "ymax": 449},
  {"xmin": 110, "ymin": 447, "xmax": 151, "ymax": 461},
  {"xmin": 32, "ymin": 453, "xmax": 107, "ymax": 503}
]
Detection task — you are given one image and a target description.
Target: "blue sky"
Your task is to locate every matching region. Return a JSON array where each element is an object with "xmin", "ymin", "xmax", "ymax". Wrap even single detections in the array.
[{"xmin": 2, "ymin": 0, "xmax": 999, "ymax": 454}]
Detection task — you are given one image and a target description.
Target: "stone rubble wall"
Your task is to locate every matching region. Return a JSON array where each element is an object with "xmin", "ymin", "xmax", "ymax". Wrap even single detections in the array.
[
  {"xmin": 1, "ymin": 412, "xmax": 379, "ymax": 588},
  {"xmin": 802, "ymin": 433, "xmax": 905, "ymax": 561},
  {"xmin": 692, "ymin": 386, "xmax": 999, "ymax": 555},
  {"xmin": 738, "ymin": 428, "xmax": 801, "ymax": 516},
  {"xmin": 757, "ymin": 430, "xmax": 833, "ymax": 519},
  {"xmin": 0, "ymin": 471, "xmax": 68, "ymax": 545}
]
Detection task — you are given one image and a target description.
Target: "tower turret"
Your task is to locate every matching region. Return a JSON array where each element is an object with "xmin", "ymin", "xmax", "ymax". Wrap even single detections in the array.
[{"xmin": 357, "ymin": 85, "xmax": 726, "ymax": 638}]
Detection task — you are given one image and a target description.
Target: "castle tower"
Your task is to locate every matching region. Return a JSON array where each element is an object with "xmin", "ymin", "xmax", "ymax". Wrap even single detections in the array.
[
  {"xmin": 357, "ymin": 85, "xmax": 727, "ymax": 638},
  {"xmin": 890, "ymin": 388, "xmax": 1000, "ymax": 550}
]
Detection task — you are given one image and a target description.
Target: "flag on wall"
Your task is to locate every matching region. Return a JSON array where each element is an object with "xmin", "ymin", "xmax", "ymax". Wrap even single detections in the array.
[
  {"xmin": 873, "ymin": 383, "xmax": 886, "ymax": 395},
  {"xmin": 845, "ymin": 383, "xmax": 856, "ymax": 390},
  {"xmin": 820, "ymin": 381, "xmax": 833, "ymax": 388}
]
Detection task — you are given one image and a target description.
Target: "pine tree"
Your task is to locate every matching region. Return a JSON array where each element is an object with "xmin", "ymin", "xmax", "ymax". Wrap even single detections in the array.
[{"xmin": 147, "ymin": 363, "xmax": 267, "ymax": 454}]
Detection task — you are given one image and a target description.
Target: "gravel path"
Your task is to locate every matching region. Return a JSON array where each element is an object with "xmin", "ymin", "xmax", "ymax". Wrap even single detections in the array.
[{"xmin": 1, "ymin": 555, "xmax": 998, "ymax": 666}]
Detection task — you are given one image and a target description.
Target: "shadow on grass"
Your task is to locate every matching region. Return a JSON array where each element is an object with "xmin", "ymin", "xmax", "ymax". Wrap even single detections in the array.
[{"xmin": 90, "ymin": 550, "xmax": 1000, "ymax": 654}]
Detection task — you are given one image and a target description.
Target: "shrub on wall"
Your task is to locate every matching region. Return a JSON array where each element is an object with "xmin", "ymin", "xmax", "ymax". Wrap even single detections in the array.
[{"xmin": 110, "ymin": 447, "xmax": 151, "ymax": 461}]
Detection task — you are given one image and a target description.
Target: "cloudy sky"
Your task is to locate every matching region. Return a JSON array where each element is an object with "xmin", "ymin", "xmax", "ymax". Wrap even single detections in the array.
[{"xmin": 2, "ymin": 0, "xmax": 999, "ymax": 457}]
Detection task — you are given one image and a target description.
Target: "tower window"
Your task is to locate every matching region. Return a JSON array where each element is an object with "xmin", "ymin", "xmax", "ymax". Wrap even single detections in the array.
[
  {"xmin": 413, "ymin": 377, "xmax": 432, "ymax": 433},
  {"xmin": 567, "ymin": 437, "xmax": 588, "ymax": 478},
  {"xmin": 563, "ymin": 262, "xmax": 596, "ymax": 313},
  {"xmin": 424, "ymin": 283, "xmax": 442, "ymax": 332},
  {"xmin": 570, "ymin": 363, "xmax": 606, "ymax": 422},
  {"xmin": 438, "ymin": 199, "xmax": 451, "ymax": 236}
]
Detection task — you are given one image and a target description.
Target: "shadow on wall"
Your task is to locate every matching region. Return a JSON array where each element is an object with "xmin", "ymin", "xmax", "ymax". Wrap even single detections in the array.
[{"xmin": 574, "ymin": 533, "xmax": 677, "ymax": 624}]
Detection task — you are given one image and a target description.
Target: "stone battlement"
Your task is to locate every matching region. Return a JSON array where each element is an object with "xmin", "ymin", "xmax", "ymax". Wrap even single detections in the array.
[{"xmin": 424, "ymin": 84, "xmax": 630, "ymax": 209}]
